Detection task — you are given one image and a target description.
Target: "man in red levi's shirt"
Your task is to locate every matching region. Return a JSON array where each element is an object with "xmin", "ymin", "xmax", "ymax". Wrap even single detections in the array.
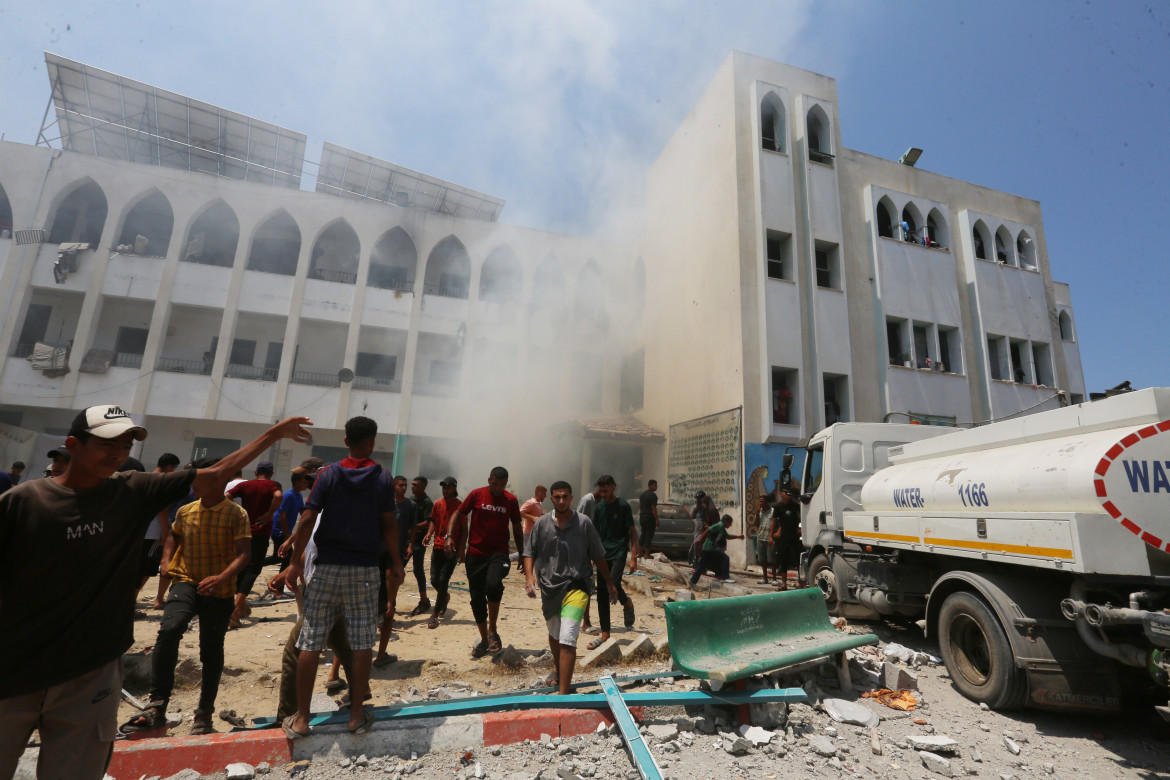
[
  {"xmin": 226, "ymin": 461, "xmax": 283, "ymax": 624},
  {"xmin": 452, "ymin": 466, "xmax": 522, "ymax": 659}
]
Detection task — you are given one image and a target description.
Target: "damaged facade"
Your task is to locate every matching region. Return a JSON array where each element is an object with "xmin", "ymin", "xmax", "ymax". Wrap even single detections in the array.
[{"xmin": 0, "ymin": 53, "xmax": 1085, "ymax": 564}]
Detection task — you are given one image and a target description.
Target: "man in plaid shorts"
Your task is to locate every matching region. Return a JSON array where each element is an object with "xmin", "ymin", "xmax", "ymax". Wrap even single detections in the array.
[{"xmin": 283, "ymin": 417, "xmax": 402, "ymax": 738}]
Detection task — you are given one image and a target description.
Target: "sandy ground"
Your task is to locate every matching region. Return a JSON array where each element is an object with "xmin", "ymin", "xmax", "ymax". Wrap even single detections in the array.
[{"xmin": 118, "ymin": 551, "xmax": 691, "ymax": 734}]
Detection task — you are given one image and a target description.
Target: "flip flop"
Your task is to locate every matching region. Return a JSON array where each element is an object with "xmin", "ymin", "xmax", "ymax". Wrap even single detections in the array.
[
  {"xmin": 349, "ymin": 708, "xmax": 376, "ymax": 735},
  {"xmin": 582, "ymin": 626, "xmax": 601, "ymax": 636},
  {"xmin": 486, "ymin": 633, "xmax": 502, "ymax": 653},
  {"xmin": 281, "ymin": 715, "xmax": 311, "ymax": 740},
  {"xmin": 373, "ymin": 653, "xmax": 398, "ymax": 667},
  {"xmin": 118, "ymin": 704, "xmax": 166, "ymax": 734}
]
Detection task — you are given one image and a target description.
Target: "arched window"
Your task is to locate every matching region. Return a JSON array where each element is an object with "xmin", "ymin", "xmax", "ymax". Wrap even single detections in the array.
[
  {"xmin": 117, "ymin": 190, "xmax": 173, "ymax": 257},
  {"xmin": 806, "ymin": 105, "xmax": 833, "ymax": 165},
  {"xmin": 0, "ymin": 182, "xmax": 13, "ymax": 235},
  {"xmin": 760, "ymin": 93, "xmax": 785, "ymax": 153},
  {"xmin": 309, "ymin": 220, "xmax": 360, "ymax": 283},
  {"xmin": 422, "ymin": 235, "xmax": 470, "ymax": 298},
  {"xmin": 247, "ymin": 209, "xmax": 301, "ymax": 276},
  {"xmin": 926, "ymin": 208, "xmax": 949, "ymax": 249},
  {"xmin": 972, "ymin": 220, "xmax": 990, "ymax": 260},
  {"xmin": 573, "ymin": 260, "xmax": 607, "ymax": 334},
  {"xmin": 479, "ymin": 246, "xmax": 521, "ymax": 302},
  {"xmin": 48, "ymin": 179, "xmax": 108, "ymax": 245},
  {"xmin": 368, "ymin": 227, "xmax": 417, "ymax": 291},
  {"xmin": 1059, "ymin": 310, "xmax": 1074, "ymax": 341},
  {"xmin": 181, "ymin": 200, "xmax": 239, "ymax": 267},
  {"xmin": 531, "ymin": 254, "xmax": 563, "ymax": 310},
  {"xmin": 1016, "ymin": 230, "xmax": 1036, "ymax": 268},
  {"xmin": 901, "ymin": 203, "xmax": 923, "ymax": 244},
  {"xmin": 995, "ymin": 226, "xmax": 1014, "ymax": 265},
  {"xmin": 876, "ymin": 197, "xmax": 895, "ymax": 238}
]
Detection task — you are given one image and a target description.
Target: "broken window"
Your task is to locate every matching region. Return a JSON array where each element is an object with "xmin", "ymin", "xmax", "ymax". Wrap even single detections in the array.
[
  {"xmin": 901, "ymin": 204, "xmax": 922, "ymax": 244},
  {"xmin": 806, "ymin": 106, "xmax": 833, "ymax": 165},
  {"xmin": 1016, "ymin": 230, "xmax": 1036, "ymax": 268},
  {"xmin": 771, "ymin": 367, "xmax": 798, "ymax": 425},
  {"xmin": 0, "ymin": 182, "xmax": 15, "ymax": 236},
  {"xmin": 760, "ymin": 93, "xmax": 785, "ymax": 153},
  {"xmin": 1009, "ymin": 339, "xmax": 1029, "ymax": 383},
  {"xmin": 48, "ymin": 180, "xmax": 108, "ymax": 245},
  {"xmin": 309, "ymin": 220, "xmax": 360, "ymax": 284},
  {"xmin": 1032, "ymin": 342, "xmax": 1053, "ymax": 386},
  {"xmin": 913, "ymin": 323, "xmax": 932, "ymax": 368},
  {"xmin": 247, "ymin": 210, "xmax": 301, "ymax": 276},
  {"xmin": 972, "ymin": 220, "xmax": 990, "ymax": 261},
  {"xmin": 183, "ymin": 201, "xmax": 239, "ymax": 267},
  {"xmin": 938, "ymin": 326, "xmax": 960, "ymax": 374},
  {"xmin": 995, "ymin": 226, "xmax": 1013, "ymax": 265},
  {"xmin": 1058, "ymin": 311, "xmax": 1074, "ymax": 341},
  {"xmin": 926, "ymin": 208, "xmax": 949, "ymax": 249},
  {"xmin": 814, "ymin": 240, "xmax": 840, "ymax": 289},
  {"xmin": 823, "ymin": 374, "xmax": 848, "ymax": 424},
  {"xmin": 368, "ymin": 226, "xmax": 417, "ymax": 292},
  {"xmin": 117, "ymin": 191, "xmax": 173, "ymax": 257},
  {"xmin": 887, "ymin": 318, "xmax": 908, "ymax": 366},
  {"xmin": 423, "ymin": 235, "xmax": 470, "ymax": 298},
  {"xmin": 876, "ymin": 198, "xmax": 895, "ymax": 239},
  {"xmin": 765, "ymin": 230, "xmax": 792, "ymax": 281},
  {"xmin": 987, "ymin": 336, "xmax": 1006, "ymax": 381},
  {"xmin": 479, "ymin": 246, "xmax": 521, "ymax": 302}
]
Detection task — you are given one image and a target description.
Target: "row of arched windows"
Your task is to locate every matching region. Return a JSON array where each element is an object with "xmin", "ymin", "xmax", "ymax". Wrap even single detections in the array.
[
  {"xmin": 971, "ymin": 220, "xmax": 1036, "ymax": 268},
  {"xmin": 760, "ymin": 93, "xmax": 833, "ymax": 164},
  {"xmin": 6, "ymin": 177, "xmax": 635, "ymax": 311},
  {"xmin": 875, "ymin": 196, "xmax": 950, "ymax": 249}
]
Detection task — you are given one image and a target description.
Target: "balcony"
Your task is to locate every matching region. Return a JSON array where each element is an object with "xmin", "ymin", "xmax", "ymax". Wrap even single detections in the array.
[
  {"xmin": 157, "ymin": 356, "xmax": 212, "ymax": 374},
  {"xmin": 307, "ymin": 268, "xmax": 356, "ymax": 285},
  {"xmin": 225, "ymin": 363, "xmax": 278, "ymax": 381},
  {"xmin": 31, "ymin": 244, "xmax": 95, "ymax": 291},
  {"xmin": 352, "ymin": 375, "xmax": 401, "ymax": 392},
  {"xmin": 112, "ymin": 352, "xmax": 143, "ymax": 369},
  {"xmin": 291, "ymin": 370, "xmax": 340, "ymax": 388},
  {"xmin": 301, "ymin": 278, "xmax": 355, "ymax": 323}
]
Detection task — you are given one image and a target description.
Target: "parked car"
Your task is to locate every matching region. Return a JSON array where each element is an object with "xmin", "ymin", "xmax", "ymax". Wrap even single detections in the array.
[{"xmin": 645, "ymin": 501, "xmax": 696, "ymax": 558}]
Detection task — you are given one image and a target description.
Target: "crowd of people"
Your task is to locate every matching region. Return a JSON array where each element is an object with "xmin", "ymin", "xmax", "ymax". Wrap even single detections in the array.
[{"xmin": 0, "ymin": 406, "xmax": 803, "ymax": 779}]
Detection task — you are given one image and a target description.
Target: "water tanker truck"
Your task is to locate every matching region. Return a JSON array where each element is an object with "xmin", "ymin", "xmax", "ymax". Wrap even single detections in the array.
[{"xmin": 797, "ymin": 387, "xmax": 1170, "ymax": 714}]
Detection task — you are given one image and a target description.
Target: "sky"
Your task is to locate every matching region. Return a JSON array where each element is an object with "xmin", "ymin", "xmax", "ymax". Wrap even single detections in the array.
[{"xmin": 1, "ymin": 0, "xmax": 1167, "ymax": 396}]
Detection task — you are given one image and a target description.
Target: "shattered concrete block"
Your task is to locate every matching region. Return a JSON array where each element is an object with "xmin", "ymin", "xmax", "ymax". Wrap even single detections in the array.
[
  {"xmin": 823, "ymin": 697, "xmax": 879, "ymax": 728},
  {"xmin": 226, "ymin": 764, "xmax": 255, "ymax": 780},
  {"xmin": 907, "ymin": 735, "xmax": 959, "ymax": 755},
  {"xmin": 653, "ymin": 597, "xmax": 670, "ymax": 608},
  {"xmin": 884, "ymin": 661, "xmax": 919, "ymax": 691},
  {"xmin": 738, "ymin": 725, "xmax": 774, "ymax": 746},
  {"xmin": 723, "ymin": 736, "xmax": 752, "ymax": 755},
  {"xmin": 621, "ymin": 634, "xmax": 655, "ymax": 659},
  {"xmin": 673, "ymin": 589, "xmax": 695, "ymax": 601},
  {"xmin": 647, "ymin": 723, "xmax": 679, "ymax": 741},
  {"xmin": 1004, "ymin": 736, "xmax": 1021, "ymax": 755},
  {"xmin": 919, "ymin": 751, "xmax": 953, "ymax": 777},
  {"xmin": 492, "ymin": 645, "xmax": 525, "ymax": 669},
  {"xmin": 806, "ymin": 735, "xmax": 837, "ymax": 757},
  {"xmin": 580, "ymin": 638, "xmax": 621, "ymax": 667}
]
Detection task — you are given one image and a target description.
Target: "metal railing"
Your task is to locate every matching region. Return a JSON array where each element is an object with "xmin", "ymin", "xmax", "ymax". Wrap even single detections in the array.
[
  {"xmin": 113, "ymin": 352, "xmax": 143, "ymax": 369},
  {"xmin": 352, "ymin": 375, "xmax": 402, "ymax": 392},
  {"xmin": 225, "ymin": 363, "xmax": 278, "ymax": 381},
  {"xmin": 291, "ymin": 370, "xmax": 340, "ymax": 387},
  {"xmin": 367, "ymin": 266, "xmax": 414, "ymax": 292},
  {"xmin": 156, "ymin": 357, "xmax": 212, "ymax": 374},
  {"xmin": 308, "ymin": 267, "xmax": 357, "ymax": 285},
  {"xmin": 423, "ymin": 283, "xmax": 469, "ymax": 299}
]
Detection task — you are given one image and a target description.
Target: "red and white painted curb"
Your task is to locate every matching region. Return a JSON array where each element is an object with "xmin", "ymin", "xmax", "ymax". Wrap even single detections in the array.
[{"xmin": 103, "ymin": 708, "xmax": 643, "ymax": 779}]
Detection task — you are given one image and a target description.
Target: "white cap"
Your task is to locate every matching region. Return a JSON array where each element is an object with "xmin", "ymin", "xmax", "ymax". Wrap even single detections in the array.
[{"xmin": 69, "ymin": 405, "xmax": 148, "ymax": 441}]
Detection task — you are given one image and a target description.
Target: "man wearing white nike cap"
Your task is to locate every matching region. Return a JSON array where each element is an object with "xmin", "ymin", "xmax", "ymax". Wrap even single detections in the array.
[{"xmin": 0, "ymin": 404, "xmax": 312, "ymax": 780}]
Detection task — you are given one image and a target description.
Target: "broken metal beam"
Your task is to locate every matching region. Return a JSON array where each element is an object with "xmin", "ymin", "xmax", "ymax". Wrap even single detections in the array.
[{"xmin": 599, "ymin": 674, "xmax": 663, "ymax": 780}]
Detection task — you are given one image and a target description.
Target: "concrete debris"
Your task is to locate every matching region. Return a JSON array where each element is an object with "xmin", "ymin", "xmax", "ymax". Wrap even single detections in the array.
[
  {"xmin": 162, "ymin": 772, "xmax": 202, "ymax": 780},
  {"xmin": 870, "ymin": 726, "xmax": 882, "ymax": 756},
  {"xmin": 672, "ymin": 589, "xmax": 695, "ymax": 602},
  {"xmin": 823, "ymin": 697, "xmax": 880, "ymax": 727},
  {"xmin": 580, "ymin": 637, "xmax": 621, "ymax": 667},
  {"xmin": 738, "ymin": 725, "xmax": 774, "ymax": 746},
  {"xmin": 491, "ymin": 645, "xmax": 525, "ymax": 668},
  {"xmin": 920, "ymin": 750, "xmax": 954, "ymax": 776},
  {"xmin": 884, "ymin": 661, "xmax": 920, "ymax": 691},
  {"xmin": 620, "ymin": 634, "xmax": 655, "ymax": 659},
  {"xmin": 722, "ymin": 735, "xmax": 752, "ymax": 755},
  {"xmin": 647, "ymin": 723, "xmax": 679, "ymax": 741},
  {"xmin": 651, "ymin": 634, "xmax": 671, "ymax": 655},
  {"xmin": 970, "ymin": 749, "xmax": 983, "ymax": 763},
  {"xmin": 225, "ymin": 764, "xmax": 255, "ymax": 780},
  {"xmin": 907, "ymin": 734, "xmax": 960, "ymax": 754},
  {"xmin": 807, "ymin": 735, "xmax": 838, "ymax": 756},
  {"xmin": 1004, "ymin": 736, "xmax": 1021, "ymax": 755}
]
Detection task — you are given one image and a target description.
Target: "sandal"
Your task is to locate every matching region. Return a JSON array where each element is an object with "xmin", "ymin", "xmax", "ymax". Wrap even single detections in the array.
[
  {"xmin": 586, "ymin": 637, "xmax": 606, "ymax": 651},
  {"xmin": 281, "ymin": 714, "xmax": 311, "ymax": 740},
  {"xmin": 486, "ymin": 632, "xmax": 502, "ymax": 653},
  {"xmin": 325, "ymin": 678, "xmax": 347, "ymax": 693},
  {"xmin": 408, "ymin": 601, "xmax": 432, "ymax": 617},
  {"xmin": 338, "ymin": 691, "xmax": 373, "ymax": 706},
  {"xmin": 427, "ymin": 614, "xmax": 440, "ymax": 629},
  {"xmin": 190, "ymin": 710, "xmax": 213, "ymax": 736},
  {"xmin": 623, "ymin": 602, "xmax": 635, "ymax": 629},
  {"xmin": 349, "ymin": 707, "xmax": 376, "ymax": 735},
  {"xmin": 119, "ymin": 704, "xmax": 166, "ymax": 734},
  {"xmin": 471, "ymin": 639, "xmax": 490, "ymax": 659}
]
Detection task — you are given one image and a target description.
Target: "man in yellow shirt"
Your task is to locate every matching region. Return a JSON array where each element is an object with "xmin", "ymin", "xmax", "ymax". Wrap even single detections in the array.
[{"xmin": 122, "ymin": 457, "xmax": 251, "ymax": 736}]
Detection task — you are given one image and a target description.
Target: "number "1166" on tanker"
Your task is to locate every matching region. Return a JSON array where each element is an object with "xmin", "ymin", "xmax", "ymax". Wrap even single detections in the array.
[{"xmin": 958, "ymin": 482, "xmax": 989, "ymax": 507}]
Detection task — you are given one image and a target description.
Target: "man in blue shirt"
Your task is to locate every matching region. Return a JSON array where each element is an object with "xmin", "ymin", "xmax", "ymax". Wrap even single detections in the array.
[
  {"xmin": 374, "ymin": 475, "xmax": 415, "ymax": 667},
  {"xmin": 267, "ymin": 465, "xmax": 315, "ymax": 597}
]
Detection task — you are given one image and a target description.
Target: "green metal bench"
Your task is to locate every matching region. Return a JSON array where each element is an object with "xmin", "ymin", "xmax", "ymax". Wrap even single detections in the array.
[{"xmin": 664, "ymin": 588, "xmax": 879, "ymax": 682}]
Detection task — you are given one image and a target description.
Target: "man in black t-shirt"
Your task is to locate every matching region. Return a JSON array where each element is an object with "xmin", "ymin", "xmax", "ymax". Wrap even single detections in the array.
[
  {"xmin": 772, "ymin": 479, "xmax": 804, "ymax": 590},
  {"xmin": 636, "ymin": 479, "xmax": 658, "ymax": 561},
  {"xmin": 0, "ymin": 404, "xmax": 311, "ymax": 780}
]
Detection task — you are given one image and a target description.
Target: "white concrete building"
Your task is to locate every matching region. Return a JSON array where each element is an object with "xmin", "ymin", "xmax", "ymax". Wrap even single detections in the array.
[{"xmin": 0, "ymin": 53, "xmax": 1085, "ymax": 563}]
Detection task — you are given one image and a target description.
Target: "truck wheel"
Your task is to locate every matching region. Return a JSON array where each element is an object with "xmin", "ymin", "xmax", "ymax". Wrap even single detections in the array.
[
  {"xmin": 938, "ymin": 591, "xmax": 1026, "ymax": 709},
  {"xmin": 809, "ymin": 553, "xmax": 840, "ymax": 615}
]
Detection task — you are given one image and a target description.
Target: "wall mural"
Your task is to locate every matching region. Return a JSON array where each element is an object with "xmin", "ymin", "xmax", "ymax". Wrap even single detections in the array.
[
  {"xmin": 667, "ymin": 407, "xmax": 741, "ymax": 510},
  {"xmin": 743, "ymin": 442, "xmax": 807, "ymax": 537}
]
